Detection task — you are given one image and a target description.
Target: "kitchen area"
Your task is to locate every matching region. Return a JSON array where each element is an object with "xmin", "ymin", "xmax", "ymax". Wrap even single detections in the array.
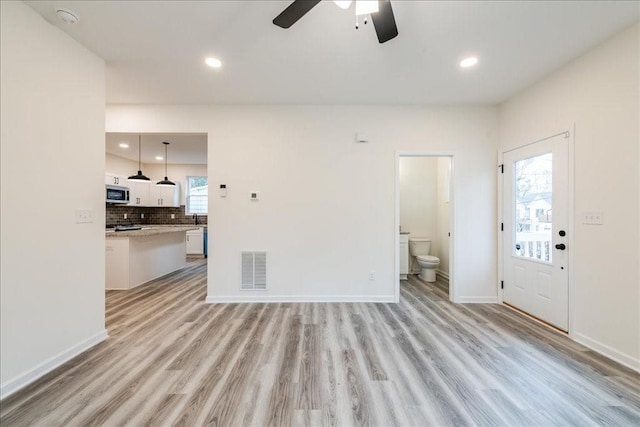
[{"xmin": 105, "ymin": 133, "xmax": 208, "ymax": 290}]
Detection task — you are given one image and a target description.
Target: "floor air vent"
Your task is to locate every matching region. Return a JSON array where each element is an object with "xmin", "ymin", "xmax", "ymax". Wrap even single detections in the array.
[{"xmin": 241, "ymin": 252, "xmax": 266, "ymax": 290}]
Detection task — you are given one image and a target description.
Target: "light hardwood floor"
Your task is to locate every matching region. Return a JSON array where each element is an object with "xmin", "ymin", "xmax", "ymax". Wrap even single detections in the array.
[{"xmin": 1, "ymin": 258, "xmax": 639, "ymax": 426}]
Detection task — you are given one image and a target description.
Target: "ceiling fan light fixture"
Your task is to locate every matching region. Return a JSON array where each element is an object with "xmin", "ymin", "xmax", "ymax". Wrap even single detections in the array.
[
  {"xmin": 128, "ymin": 135, "xmax": 151, "ymax": 181},
  {"xmin": 334, "ymin": 0, "xmax": 352, "ymax": 9},
  {"xmin": 157, "ymin": 142, "xmax": 176, "ymax": 186},
  {"xmin": 355, "ymin": 0, "xmax": 378, "ymax": 16}
]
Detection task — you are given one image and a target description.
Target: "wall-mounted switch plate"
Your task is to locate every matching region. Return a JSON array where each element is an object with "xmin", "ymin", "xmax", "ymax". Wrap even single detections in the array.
[
  {"xmin": 250, "ymin": 192, "xmax": 259, "ymax": 201},
  {"xmin": 582, "ymin": 211, "xmax": 604, "ymax": 225},
  {"xmin": 220, "ymin": 184, "xmax": 227, "ymax": 197},
  {"xmin": 75, "ymin": 209, "xmax": 93, "ymax": 223},
  {"xmin": 171, "ymin": 214, "xmax": 175, "ymax": 219},
  {"xmin": 141, "ymin": 213, "xmax": 144, "ymax": 219},
  {"xmin": 124, "ymin": 213, "xmax": 127, "ymax": 220}
]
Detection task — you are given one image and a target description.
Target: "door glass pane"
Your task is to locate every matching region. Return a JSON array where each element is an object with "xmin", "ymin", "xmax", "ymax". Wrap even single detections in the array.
[{"xmin": 514, "ymin": 153, "xmax": 552, "ymax": 262}]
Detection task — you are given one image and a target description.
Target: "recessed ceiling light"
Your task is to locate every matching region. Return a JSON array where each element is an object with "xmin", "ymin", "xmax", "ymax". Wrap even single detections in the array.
[
  {"xmin": 155, "ymin": 156, "xmax": 163, "ymax": 160},
  {"xmin": 205, "ymin": 57, "xmax": 222, "ymax": 68},
  {"xmin": 119, "ymin": 143, "xmax": 129, "ymax": 148},
  {"xmin": 56, "ymin": 8, "xmax": 79, "ymax": 24},
  {"xmin": 460, "ymin": 56, "xmax": 479, "ymax": 68}
]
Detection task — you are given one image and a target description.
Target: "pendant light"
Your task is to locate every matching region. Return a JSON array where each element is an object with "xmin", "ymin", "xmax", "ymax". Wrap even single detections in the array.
[
  {"xmin": 157, "ymin": 141, "xmax": 175, "ymax": 186},
  {"xmin": 128, "ymin": 135, "xmax": 150, "ymax": 181}
]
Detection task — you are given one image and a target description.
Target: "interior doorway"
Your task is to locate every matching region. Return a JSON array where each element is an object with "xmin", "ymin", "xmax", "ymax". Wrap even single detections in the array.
[{"xmin": 395, "ymin": 153, "xmax": 455, "ymax": 302}]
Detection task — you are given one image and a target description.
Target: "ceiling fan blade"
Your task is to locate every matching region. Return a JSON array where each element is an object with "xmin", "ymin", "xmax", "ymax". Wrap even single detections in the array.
[
  {"xmin": 370, "ymin": 0, "xmax": 398, "ymax": 43},
  {"xmin": 273, "ymin": 0, "xmax": 322, "ymax": 29}
]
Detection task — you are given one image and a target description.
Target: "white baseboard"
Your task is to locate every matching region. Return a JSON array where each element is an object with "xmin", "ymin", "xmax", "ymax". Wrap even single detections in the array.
[
  {"xmin": 206, "ymin": 295, "xmax": 396, "ymax": 303},
  {"xmin": 436, "ymin": 269, "xmax": 449, "ymax": 280},
  {"xmin": 572, "ymin": 332, "xmax": 640, "ymax": 373},
  {"xmin": 0, "ymin": 329, "xmax": 109, "ymax": 400},
  {"xmin": 455, "ymin": 296, "xmax": 499, "ymax": 304}
]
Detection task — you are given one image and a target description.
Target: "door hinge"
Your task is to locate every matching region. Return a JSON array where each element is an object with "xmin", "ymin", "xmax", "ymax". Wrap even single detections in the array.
[
  {"xmin": 501, "ymin": 223, "xmax": 504, "ymax": 231},
  {"xmin": 499, "ymin": 164, "xmax": 504, "ymax": 174},
  {"xmin": 501, "ymin": 280, "xmax": 504, "ymax": 289}
]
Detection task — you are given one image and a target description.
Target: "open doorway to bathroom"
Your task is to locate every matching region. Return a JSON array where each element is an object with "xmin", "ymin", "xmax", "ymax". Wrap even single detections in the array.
[{"xmin": 396, "ymin": 153, "xmax": 454, "ymax": 302}]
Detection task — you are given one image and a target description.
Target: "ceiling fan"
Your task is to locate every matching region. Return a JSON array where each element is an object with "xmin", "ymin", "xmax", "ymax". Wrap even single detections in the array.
[{"xmin": 273, "ymin": 0, "xmax": 398, "ymax": 44}]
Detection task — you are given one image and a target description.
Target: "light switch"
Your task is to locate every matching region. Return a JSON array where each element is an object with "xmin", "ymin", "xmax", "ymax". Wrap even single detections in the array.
[
  {"xmin": 250, "ymin": 192, "xmax": 259, "ymax": 201},
  {"xmin": 75, "ymin": 209, "xmax": 93, "ymax": 223},
  {"xmin": 582, "ymin": 211, "xmax": 604, "ymax": 225}
]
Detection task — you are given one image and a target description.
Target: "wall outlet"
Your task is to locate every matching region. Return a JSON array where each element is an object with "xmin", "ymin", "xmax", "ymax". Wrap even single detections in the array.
[
  {"xmin": 123, "ymin": 213, "xmax": 127, "ymax": 220},
  {"xmin": 141, "ymin": 213, "xmax": 144, "ymax": 219},
  {"xmin": 75, "ymin": 209, "xmax": 93, "ymax": 223},
  {"xmin": 369, "ymin": 271, "xmax": 375, "ymax": 281},
  {"xmin": 171, "ymin": 214, "xmax": 175, "ymax": 219}
]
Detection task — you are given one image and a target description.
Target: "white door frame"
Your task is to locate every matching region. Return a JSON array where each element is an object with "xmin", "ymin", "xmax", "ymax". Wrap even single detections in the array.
[
  {"xmin": 395, "ymin": 151, "xmax": 456, "ymax": 303},
  {"xmin": 498, "ymin": 127, "xmax": 575, "ymax": 336}
]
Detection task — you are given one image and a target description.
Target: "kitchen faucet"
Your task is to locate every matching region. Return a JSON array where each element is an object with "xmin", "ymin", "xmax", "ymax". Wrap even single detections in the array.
[{"xmin": 193, "ymin": 213, "xmax": 199, "ymax": 225}]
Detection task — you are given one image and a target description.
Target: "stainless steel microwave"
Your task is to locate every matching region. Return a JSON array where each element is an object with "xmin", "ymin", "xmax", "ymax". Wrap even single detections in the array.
[{"xmin": 106, "ymin": 184, "xmax": 130, "ymax": 204}]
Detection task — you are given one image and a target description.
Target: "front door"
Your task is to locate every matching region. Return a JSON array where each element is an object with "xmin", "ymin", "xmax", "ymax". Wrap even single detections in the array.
[{"xmin": 502, "ymin": 132, "xmax": 569, "ymax": 331}]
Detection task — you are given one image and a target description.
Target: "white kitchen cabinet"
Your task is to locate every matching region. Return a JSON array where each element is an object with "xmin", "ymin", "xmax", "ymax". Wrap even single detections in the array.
[
  {"xmin": 105, "ymin": 173, "xmax": 126, "ymax": 186},
  {"xmin": 149, "ymin": 183, "xmax": 180, "ymax": 207},
  {"xmin": 400, "ymin": 234, "xmax": 409, "ymax": 279},
  {"xmin": 186, "ymin": 227, "xmax": 204, "ymax": 255},
  {"xmin": 128, "ymin": 180, "xmax": 151, "ymax": 206}
]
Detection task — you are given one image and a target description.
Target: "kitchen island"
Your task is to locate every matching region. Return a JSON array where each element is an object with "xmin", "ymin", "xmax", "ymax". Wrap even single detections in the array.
[{"xmin": 105, "ymin": 226, "xmax": 199, "ymax": 290}]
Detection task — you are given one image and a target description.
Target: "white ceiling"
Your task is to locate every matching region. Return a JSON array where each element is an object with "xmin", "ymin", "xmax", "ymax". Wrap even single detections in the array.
[
  {"xmin": 27, "ymin": 1, "xmax": 639, "ymax": 105},
  {"xmin": 106, "ymin": 133, "xmax": 207, "ymax": 164}
]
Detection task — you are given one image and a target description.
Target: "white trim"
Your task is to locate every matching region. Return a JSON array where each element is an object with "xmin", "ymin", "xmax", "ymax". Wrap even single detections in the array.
[
  {"xmin": 436, "ymin": 269, "xmax": 449, "ymax": 281},
  {"xmin": 456, "ymin": 296, "xmax": 499, "ymax": 304},
  {"xmin": 567, "ymin": 124, "xmax": 576, "ymax": 337},
  {"xmin": 573, "ymin": 332, "xmax": 640, "ymax": 373},
  {"xmin": 206, "ymin": 295, "xmax": 395, "ymax": 303},
  {"xmin": 497, "ymin": 149, "xmax": 504, "ymax": 303},
  {"xmin": 395, "ymin": 151, "xmax": 456, "ymax": 304},
  {"xmin": 0, "ymin": 329, "xmax": 109, "ymax": 400}
]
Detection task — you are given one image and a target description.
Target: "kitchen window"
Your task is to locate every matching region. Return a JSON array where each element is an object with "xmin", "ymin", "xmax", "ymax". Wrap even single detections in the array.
[{"xmin": 186, "ymin": 176, "xmax": 208, "ymax": 215}]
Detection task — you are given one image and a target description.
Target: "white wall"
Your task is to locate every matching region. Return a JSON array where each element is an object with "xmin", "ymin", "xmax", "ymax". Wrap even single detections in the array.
[
  {"xmin": 0, "ymin": 1, "xmax": 107, "ymax": 398},
  {"xmin": 107, "ymin": 105, "xmax": 498, "ymax": 303},
  {"xmin": 498, "ymin": 24, "xmax": 639, "ymax": 370},
  {"xmin": 399, "ymin": 156, "xmax": 438, "ymax": 240},
  {"xmin": 106, "ymin": 153, "xmax": 207, "ymax": 206},
  {"xmin": 436, "ymin": 157, "xmax": 451, "ymax": 275},
  {"xmin": 105, "ymin": 152, "xmax": 138, "ymax": 177}
]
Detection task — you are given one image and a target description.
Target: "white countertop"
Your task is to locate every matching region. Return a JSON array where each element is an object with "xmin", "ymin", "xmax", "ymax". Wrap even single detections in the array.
[{"xmin": 105, "ymin": 225, "xmax": 200, "ymax": 238}]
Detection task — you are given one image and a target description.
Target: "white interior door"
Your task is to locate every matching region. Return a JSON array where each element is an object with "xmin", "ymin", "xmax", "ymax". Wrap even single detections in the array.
[{"xmin": 503, "ymin": 133, "xmax": 569, "ymax": 331}]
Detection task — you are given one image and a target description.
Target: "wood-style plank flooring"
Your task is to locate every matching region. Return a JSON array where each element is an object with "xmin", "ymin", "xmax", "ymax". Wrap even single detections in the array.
[{"xmin": 1, "ymin": 257, "xmax": 639, "ymax": 426}]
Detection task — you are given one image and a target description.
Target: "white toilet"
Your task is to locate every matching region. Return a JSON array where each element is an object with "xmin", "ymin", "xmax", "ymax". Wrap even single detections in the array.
[{"xmin": 408, "ymin": 237, "xmax": 440, "ymax": 282}]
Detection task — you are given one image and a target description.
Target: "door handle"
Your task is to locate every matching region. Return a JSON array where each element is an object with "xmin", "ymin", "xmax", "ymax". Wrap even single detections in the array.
[{"xmin": 555, "ymin": 243, "xmax": 566, "ymax": 250}]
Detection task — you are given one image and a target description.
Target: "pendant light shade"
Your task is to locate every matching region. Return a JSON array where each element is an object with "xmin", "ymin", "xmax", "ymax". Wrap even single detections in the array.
[
  {"xmin": 157, "ymin": 141, "xmax": 175, "ymax": 186},
  {"xmin": 128, "ymin": 135, "xmax": 150, "ymax": 181}
]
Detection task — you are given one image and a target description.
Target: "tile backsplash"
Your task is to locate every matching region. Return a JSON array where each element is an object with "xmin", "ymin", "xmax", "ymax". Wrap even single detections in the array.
[{"xmin": 106, "ymin": 204, "xmax": 207, "ymax": 227}]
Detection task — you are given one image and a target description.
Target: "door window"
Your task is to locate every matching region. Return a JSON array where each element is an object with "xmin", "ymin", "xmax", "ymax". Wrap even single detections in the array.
[{"xmin": 514, "ymin": 152, "xmax": 553, "ymax": 262}]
